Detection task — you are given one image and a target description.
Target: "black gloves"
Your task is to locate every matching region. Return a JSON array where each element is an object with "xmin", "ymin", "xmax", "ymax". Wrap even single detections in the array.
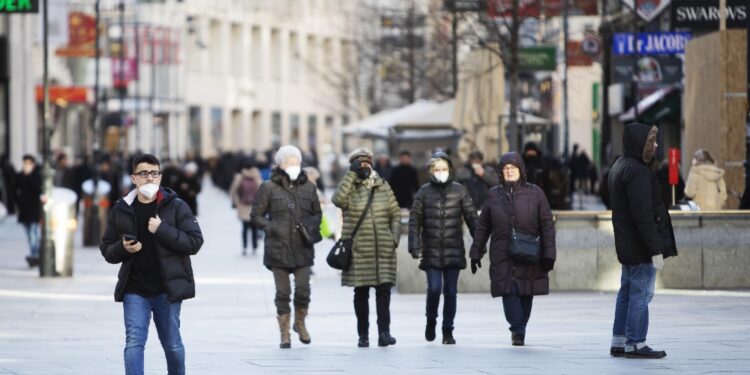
[
  {"xmin": 541, "ymin": 258, "xmax": 555, "ymax": 272},
  {"xmin": 349, "ymin": 159, "xmax": 364, "ymax": 172},
  {"xmin": 409, "ymin": 249, "xmax": 420, "ymax": 259},
  {"xmin": 471, "ymin": 259, "xmax": 482, "ymax": 274}
]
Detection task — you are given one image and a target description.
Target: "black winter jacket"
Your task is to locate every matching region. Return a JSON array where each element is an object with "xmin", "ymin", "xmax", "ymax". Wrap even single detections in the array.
[
  {"xmin": 251, "ymin": 169, "xmax": 322, "ymax": 270},
  {"xmin": 409, "ymin": 155, "xmax": 478, "ymax": 270},
  {"xmin": 608, "ymin": 124, "xmax": 677, "ymax": 265},
  {"xmin": 100, "ymin": 187, "xmax": 204, "ymax": 302},
  {"xmin": 14, "ymin": 169, "xmax": 42, "ymax": 224}
]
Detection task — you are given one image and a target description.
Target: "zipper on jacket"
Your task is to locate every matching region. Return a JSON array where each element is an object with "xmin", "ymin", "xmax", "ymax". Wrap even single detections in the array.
[
  {"xmin": 371, "ymin": 188, "xmax": 380, "ymax": 284},
  {"xmin": 508, "ymin": 186, "xmax": 516, "ymax": 292}
]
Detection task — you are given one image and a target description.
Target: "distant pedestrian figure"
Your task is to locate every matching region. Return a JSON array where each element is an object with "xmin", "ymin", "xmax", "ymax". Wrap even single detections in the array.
[
  {"xmin": 684, "ymin": 149, "xmax": 727, "ymax": 210},
  {"xmin": 388, "ymin": 151, "xmax": 420, "ymax": 209},
  {"xmin": 408, "ymin": 152, "xmax": 477, "ymax": 345},
  {"xmin": 608, "ymin": 124, "xmax": 677, "ymax": 359},
  {"xmin": 251, "ymin": 145, "xmax": 322, "ymax": 349},
  {"xmin": 469, "ymin": 152, "xmax": 556, "ymax": 346},
  {"xmin": 229, "ymin": 163, "xmax": 262, "ymax": 255},
  {"xmin": 176, "ymin": 162, "xmax": 202, "ymax": 216},
  {"xmin": 332, "ymin": 148, "xmax": 401, "ymax": 348},
  {"xmin": 455, "ymin": 151, "xmax": 500, "ymax": 209},
  {"xmin": 14, "ymin": 155, "xmax": 42, "ymax": 267},
  {"xmin": 99, "ymin": 154, "xmax": 204, "ymax": 375}
]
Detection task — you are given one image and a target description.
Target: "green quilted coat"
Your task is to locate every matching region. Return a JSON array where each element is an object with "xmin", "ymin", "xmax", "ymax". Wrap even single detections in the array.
[{"xmin": 332, "ymin": 171, "xmax": 401, "ymax": 287}]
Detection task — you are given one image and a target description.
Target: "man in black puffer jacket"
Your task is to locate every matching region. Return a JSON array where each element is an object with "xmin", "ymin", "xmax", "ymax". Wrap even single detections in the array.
[
  {"xmin": 100, "ymin": 154, "xmax": 203, "ymax": 375},
  {"xmin": 408, "ymin": 151, "xmax": 478, "ymax": 345},
  {"xmin": 608, "ymin": 124, "xmax": 677, "ymax": 360}
]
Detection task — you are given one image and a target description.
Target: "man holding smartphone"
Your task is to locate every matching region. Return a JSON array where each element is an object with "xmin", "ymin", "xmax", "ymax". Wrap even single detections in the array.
[{"xmin": 100, "ymin": 154, "xmax": 203, "ymax": 375}]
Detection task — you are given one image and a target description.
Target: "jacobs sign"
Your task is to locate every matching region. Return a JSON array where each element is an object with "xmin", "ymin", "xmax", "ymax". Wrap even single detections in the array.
[{"xmin": 612, "ymin": 32, "xmax": 693, "ymax": 55}]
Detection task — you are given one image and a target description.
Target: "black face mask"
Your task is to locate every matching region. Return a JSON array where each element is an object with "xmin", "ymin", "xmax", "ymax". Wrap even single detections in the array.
[{"xmin": 357, "ymin": 167, "xmax": 371, "ymax": 180}]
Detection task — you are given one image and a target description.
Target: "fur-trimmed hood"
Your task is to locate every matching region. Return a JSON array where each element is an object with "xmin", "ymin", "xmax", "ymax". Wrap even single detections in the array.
[
  {"xmin": 623, "ymin": 123, "xmax": 658, "ymax": 164},
  {"xmin": 270, "ymin": 167, "xmax": 309, "ymax": 187}
]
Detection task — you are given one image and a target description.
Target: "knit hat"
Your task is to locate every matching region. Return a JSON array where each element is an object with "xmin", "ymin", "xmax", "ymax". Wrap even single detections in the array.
[{"xmin": 348, "ymin": 148, "xmax": 374, "ymax": 163}]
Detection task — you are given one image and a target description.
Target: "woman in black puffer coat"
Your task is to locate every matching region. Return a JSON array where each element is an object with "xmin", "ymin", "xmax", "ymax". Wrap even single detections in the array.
[{"xmin": 408, "ymin": 152, "xmax": 478, "ymax": 345}]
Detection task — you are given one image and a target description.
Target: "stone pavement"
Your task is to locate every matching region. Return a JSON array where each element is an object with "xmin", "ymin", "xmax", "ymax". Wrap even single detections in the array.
[{"xmin": 0, "ymin": 181, "xmax": 749, "ymax": 374}]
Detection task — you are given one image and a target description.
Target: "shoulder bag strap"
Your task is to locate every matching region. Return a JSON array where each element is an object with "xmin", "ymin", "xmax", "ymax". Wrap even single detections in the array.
[{"xmin": 349, "ymin": 188, "xmax": 375, "ymax": 240}]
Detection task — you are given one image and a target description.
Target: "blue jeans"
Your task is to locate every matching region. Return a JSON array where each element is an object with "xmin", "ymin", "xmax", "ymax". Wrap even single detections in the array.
[
  {"xmin": 23, "ymin": 222, "xmax": 40, "ymax": 257},
  {"xmin": 425, "ymin": 267, "xmax": 460, "ymax": 332},
  {"xmin": 123, "ymin": 293, "xmax": 185, "ymax": 375},
  {"xmin": 612, "ymin": 263, "xmax": 656, "ymax": 348},
  {"xmin": 502, "ymin": 281, "xmax": 533, "ymax": 335}
]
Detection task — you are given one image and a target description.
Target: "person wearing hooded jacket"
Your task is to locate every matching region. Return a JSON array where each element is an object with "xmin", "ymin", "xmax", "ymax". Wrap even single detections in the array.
[
  {"xmin": 332, "ymin": 148, "xmax": 401, "ymax": 348},
  {"xmin": 607, "ymin": 123, "xmax": 677, "ymax": 359},
  {"xmin": 99, "ymin": 154, "xmax": 204, "ymax": 375},
  {"xmin": 408, "ymin": 152, "xmax": 478, "ymax": 345},
  {"xmin": 468, "ymin": 152, "xmax": 556, "ymax": 346},
  {"xmin": 251, "ymin": 145, "xmax": 322, "ymax": 349},
  {"xmin": 684, "ymin": 149, "xmax": 727, "ymax": 210}
]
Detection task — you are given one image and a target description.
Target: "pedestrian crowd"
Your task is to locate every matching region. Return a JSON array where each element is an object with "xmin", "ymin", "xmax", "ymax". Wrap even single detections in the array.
[{"xmin": 5, "ymin": 122, "xmax": 744, "ymax": 374}]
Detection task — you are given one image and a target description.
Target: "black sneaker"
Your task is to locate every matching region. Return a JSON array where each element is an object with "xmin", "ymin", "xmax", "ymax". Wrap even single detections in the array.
[
  {"xmin": 25, "ymin": 256, "xmax": 39, "ymax": 268},
  {"xmin": 625, "ymin": 346, "xmax": 667, "ymax": 359},
  {"xmin": 357, "ymin": 336, "xmax": 369, "ymax": 348},
  {"xmin": 610, "ymin": 346, "xmax": 625, "ymax": 357},
  {"xmin": 511, "ymin": 332, "xmax": 525, "ymax": 346},
  {"xmin": 378, "ymin": 332, "xmax": 397, "ymax": 347}
]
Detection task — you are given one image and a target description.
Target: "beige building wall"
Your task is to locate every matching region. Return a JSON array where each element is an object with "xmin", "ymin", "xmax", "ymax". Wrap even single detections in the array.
[
  {"xmin": 683, "ymin": 30, "xmax": 747, "ymax": 208},
  {"xmin": 453, "ymin": 49, "xmax": 506, "ymax": 163}
]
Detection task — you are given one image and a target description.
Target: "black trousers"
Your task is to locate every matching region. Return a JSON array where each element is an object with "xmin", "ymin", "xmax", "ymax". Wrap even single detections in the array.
[
  {"xmin": 353, "ymin": 283, "xmax": 392, "ymax": 337},
  {"xmin": 241, "ymin": 220, "xmax": 259, "ymax": 250}
]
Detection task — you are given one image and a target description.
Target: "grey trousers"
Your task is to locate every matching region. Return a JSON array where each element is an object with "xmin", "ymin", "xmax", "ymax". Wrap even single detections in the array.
[{"xmin": 272, "ymin": 266, "xmax": 311, "ymax": 315}]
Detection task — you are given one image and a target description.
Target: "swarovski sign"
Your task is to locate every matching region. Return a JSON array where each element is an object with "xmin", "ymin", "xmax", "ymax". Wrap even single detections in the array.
[
  {"xmin": 671, "ymin": 0, "xmax": 748, "ymax": 29},
  {"xmin": 612, "ymin": 32, "xmax": 693, "ymax": 55}
]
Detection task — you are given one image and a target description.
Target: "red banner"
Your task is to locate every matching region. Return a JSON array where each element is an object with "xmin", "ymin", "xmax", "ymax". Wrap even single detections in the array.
[
  {"xmin": 488, "ymin": 0, "xmax": 598, "ymax": 18},
  {"xmin": 55, "ymin": 12, "xmax": 97, "ymax": 57},
  {"xmin": 35, "ymin": 86, "xmax": 90, "ymax": 103},
  {"xmin": 668, "ymin": 148, "xmax": 680, "ymax": 185}
]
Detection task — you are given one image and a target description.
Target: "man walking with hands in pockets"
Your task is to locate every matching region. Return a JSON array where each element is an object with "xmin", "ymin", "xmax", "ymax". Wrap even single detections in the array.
[
  {"xmin": 607, "ymin": 124, "xmax": 677, "ymax": 359},
  {"xmin": 100, "ymin": 154, "xmax": 203, "ymax": 375}
]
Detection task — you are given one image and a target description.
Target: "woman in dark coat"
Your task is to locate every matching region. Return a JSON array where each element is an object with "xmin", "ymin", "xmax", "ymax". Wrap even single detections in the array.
[
  {"xmin": 251, "ymin": 145, "xmax": 322, "ymax": 349},
  {"xmin": 14, "ymin": 155, "xmax": 43, "ymax": 267},
  {"xmin": 409, "ymin": 152, "xmax": 477, "ymax": 344},
  {"xmin": 469, "ymin": 151, "xmax": 556, "ymax": 346}
]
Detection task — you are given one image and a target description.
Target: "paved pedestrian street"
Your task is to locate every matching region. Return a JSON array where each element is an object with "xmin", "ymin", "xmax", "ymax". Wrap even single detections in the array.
[{"xmin": 1, "ymin": 182, "xmax": 748, "ymax": 374}]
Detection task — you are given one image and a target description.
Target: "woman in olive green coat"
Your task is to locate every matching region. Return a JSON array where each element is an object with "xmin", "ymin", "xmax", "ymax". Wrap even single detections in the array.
[{"xmin": 332, "ymin": 148, "xmax": 401, "ymax": 348}]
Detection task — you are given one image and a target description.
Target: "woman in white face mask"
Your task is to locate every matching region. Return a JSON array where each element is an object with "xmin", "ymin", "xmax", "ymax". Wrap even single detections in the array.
[
  {"xmin": 407, "ymin": 151, "xmax": 478, "ymax": 345},
  {"xmin": 251, "ymin": 145, "xmax": 323, "ymax": 349}
]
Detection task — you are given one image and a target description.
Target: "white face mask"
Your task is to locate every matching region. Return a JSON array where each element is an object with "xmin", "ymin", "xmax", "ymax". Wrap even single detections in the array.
[
  {"xmin": 434, "ymin": 171, "xmax": 450, "ymax": 183},
  {"xmin": 139, "ymin": 183, "xmax": 159, "ymax": 200},
  {"xmin": 284, "ymin": 166, "xmax": 301, "ymax": 181}
]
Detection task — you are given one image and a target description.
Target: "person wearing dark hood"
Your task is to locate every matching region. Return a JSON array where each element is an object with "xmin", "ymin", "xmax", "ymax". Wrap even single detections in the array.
[
  {"xmin": 332, "ymin": 148, "xmax": 401, "ymax": 348},
  {"xmin": 455, "ymin": 151, "xmax": 500, "ymax": 209},
  {"xmin": 607, "ymin": 124, "xmax": 677, "ymax": 359},
  {"xmin": 522, "ymin": 142, "xmax": 549, "ymax": 191},
  {"xmin": 99, "ymin": 154, "xmax": 204, "ymax": 375},
  {"xmin": 408, "ymin": 152, "xmax": 478, "ymax": 345},
  {"xmin": 468, "ymin": 152, "xmax": 556, "ymax": 346},
  {"xmin": 251, "ymin": 145, "xmax": 322, "ymax": 349},
  {"xmin": 388, "ymin": 151, "xmax": 420, "ymax": 209}
]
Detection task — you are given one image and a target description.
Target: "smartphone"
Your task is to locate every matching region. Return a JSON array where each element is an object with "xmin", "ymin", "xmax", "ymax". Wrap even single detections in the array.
[{"xmin": 123, "ymin": 234, "xmax": 138, "ymax": 243}]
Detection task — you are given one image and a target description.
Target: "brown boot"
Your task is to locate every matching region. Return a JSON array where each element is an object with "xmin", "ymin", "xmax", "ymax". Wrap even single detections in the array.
[
  {"xmin": 293, "ymin": 307, "xmax": 311, "ymax": 344},
  {"xmin": 277, "ymin": 314, "xmax": 291, "ymax": 349}
]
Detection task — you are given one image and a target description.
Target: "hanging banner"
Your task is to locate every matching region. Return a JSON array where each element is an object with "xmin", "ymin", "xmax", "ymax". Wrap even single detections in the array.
[
  {"xmin": 671, "ymin": 0, "xmax": 748, "ymax": 30},
  {"xmin": 622, "ymin": 0, "xmax": 672, "ymax": 22},
  {"xmin": 612, "ymin": 55, "xmax": 683, "ymax": 85},
  {"xmin": 612, "ymin": 32, "xmax": 693, "ymax": 55}
]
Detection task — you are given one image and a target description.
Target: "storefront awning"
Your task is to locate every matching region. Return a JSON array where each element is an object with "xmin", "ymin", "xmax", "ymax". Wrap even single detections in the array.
[
  {"xmin": 619, "ymin": 86, "xmax": 680, "ymax": 123},
  {"xmin": 35, "ymin": 86, "xmax": 90, "ymax": 104}
]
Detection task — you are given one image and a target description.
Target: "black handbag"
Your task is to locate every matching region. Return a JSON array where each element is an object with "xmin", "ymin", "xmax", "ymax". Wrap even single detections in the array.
[
  {"xmin": 509, "ymin": 228, "xmax": 541, "ymax": 264},
  {"xmin": 504, "ymin": 191, "xmax": 541, "ymax": 264},
  {"xmin": 327, "ymin": 188, "xmax": 375, "ymax": 270},
  {"xmin": 286, "ymin": 196, "xmax": 322, "ymax": 246}
]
